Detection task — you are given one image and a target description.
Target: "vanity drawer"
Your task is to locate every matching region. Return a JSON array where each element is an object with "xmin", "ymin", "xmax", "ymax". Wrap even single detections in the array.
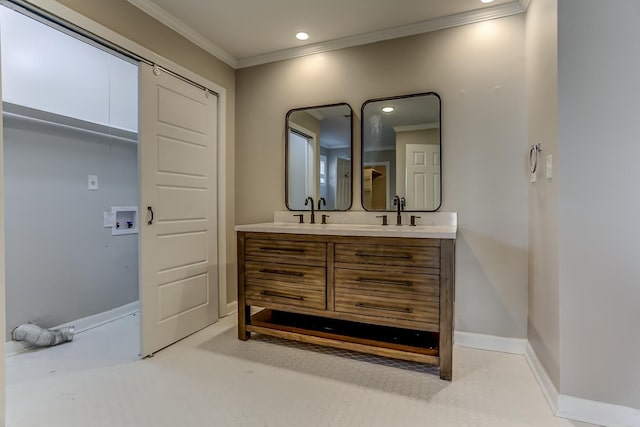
[
  {"xmin": 245, "ymin": 238, "xmax": 326, "ymax": 264},
  {"xmin": 335, "ymin": 243, "xmax": 439, "ymax": 269},
  {"xmin": 334, "ymin": 268, "xmax": 439, "ymax": 300},
  {"xmin": 334, "ymin": 290, "xmax": 439, "ymax": 326},
  {"xmin": 244, "ymin": 261, "xmax": 326, "ymax": 310},
  {"xmin": 245, "ymin": 284, "xmax": 326, "ymax": 311},
  {"xmin": 245, "ymin": 261, "xmax": 325, "ymax": 288}
]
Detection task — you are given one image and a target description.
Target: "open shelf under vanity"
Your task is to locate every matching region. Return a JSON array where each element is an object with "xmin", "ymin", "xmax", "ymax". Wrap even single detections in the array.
[{"xmin": 248, "ymin": 309, "xmax": 440, "ymax": 364}]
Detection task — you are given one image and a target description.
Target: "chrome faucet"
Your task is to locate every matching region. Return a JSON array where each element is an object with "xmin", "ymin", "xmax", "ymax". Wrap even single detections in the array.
[
  {"xmin": 305, "ymin": 197, "xmax": 316, "ymax": 224},
  {"xmin": 392, "ymin": 195, "xmax": 406, "ymax": 225},
  {"xmin": 317, "ymin": 197, "xmax": 326, "ymax": 210}
]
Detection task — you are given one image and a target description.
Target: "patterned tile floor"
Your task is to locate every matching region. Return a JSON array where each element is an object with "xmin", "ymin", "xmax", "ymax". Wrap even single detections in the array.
[{"xmin": 6, "ymin": 313, "xmax": 598, "ymax": 427}]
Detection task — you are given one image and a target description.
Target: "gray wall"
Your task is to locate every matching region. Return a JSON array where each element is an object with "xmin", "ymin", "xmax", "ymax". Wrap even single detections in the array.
[
  {"xmin": 526, "ymin": 0, "xmax": 560, "ymax": 389},
  {"xmin": 4, "ymin": 115, "xmax": 138, "ymax": 335},
  {"xmin": 55, "ymin": 0, "xmax": 237, "ymax": 306},
  {"xmin": 236, "ymin": 14, "xmax": 528, "ymax": 339},
  {"xmin": 558, "ymin": 0, "xmax": 640, "ymax": 408}
]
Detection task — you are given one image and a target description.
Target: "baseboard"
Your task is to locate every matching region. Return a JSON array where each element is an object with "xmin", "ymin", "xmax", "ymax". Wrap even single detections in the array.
[
  {"xmin": 454, "ymin": 331, "xmax": 527, "ymax": 354},
  {"xmin": 524, "ymin": 341, "xmax": 559, "ymax": 415},
  {"xmin": 225, "ymin": 301, "xmax": 238, "ymax": 317},
  {"xmin": 5, "ymin": 338, "xmax": 32, "ymax": 357},
  {"xmin": 6, "ymin": 300, "xmax": 139, "ymax": 357},
  {"xmin": 558, "ymin": 395, "xmax": 640, "ymax": 427},
  {"xmin": 525, "ymin": 341, "xmax": 640, "ymax": 427},
  {"xmin": 59, "ymin": 300, "xmax": 140, "ymax": 333}
]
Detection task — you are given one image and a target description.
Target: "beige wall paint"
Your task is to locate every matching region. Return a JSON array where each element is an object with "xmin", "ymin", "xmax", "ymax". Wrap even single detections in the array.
[
  {"xmin": 525, "ymin": 0, "xmax": 560, "ymax": 388},
  {"xmin": 558, "ymin": 0, "xmax": 640, "ymax": 409},
  {"xmin": 236, "ymin": 15, "xmax": 528, "ymax": 338},
  {"xmin": 52, "ymin": 0, "xmax": 238, "ymax": 306},
  {"xmin": 289, "ymin": 111, "xmax": 321, "ymax": 135}
]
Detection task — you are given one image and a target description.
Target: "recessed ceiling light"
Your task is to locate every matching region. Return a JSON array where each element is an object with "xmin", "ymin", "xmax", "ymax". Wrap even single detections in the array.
[
  {"xmin": 382, "ymin": 106, "xmax": 395, "ymax": 113},
  {"xmin": 481, "ymin": 0, "xmax": 494, "ymax": 3},
  {"xmin": 296, "ymin": 32, "xmax": 309, "ymax": 41}
]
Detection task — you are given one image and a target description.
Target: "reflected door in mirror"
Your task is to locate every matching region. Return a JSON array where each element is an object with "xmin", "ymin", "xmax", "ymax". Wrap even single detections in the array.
[
  {"xmin": 286, "ymin": 103, "xmax": 353, "ymax": 211},
  {"xmin": 288, "ymin": 128, "xmax": 316, "ymax": 210},
  {"xmin": 361, "ymin": 93, "xmax": 441, "ymax": 212}
]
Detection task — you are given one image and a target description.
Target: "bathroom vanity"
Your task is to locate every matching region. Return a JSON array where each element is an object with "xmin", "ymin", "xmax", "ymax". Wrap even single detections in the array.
[{"xmin": 236, "ymin": 219, "xmax": 456, "ymax": 380}]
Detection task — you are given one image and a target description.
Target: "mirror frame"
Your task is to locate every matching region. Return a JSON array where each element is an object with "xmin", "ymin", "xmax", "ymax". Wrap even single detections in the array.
[
  {"xmin": 360, "ymin": 92, "xmax": 442, "ymax": 212},
  {"xmin": 285, "ymin": 102, "xmax": 354, "ymax": 211}
]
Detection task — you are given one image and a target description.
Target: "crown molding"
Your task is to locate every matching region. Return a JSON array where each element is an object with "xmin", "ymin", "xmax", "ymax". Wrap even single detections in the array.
[
  {"xmin": 518, "ymin": 0, "xmax": 531, "ymax": 10},
  {"xmin": 307, "ymin": 109, "xmax": 325, "ymax": 121},
  {"xmin": 237, "ymin": 1, "xmax": 526, "ymax": 68},
  {"xmin": 126, "ymin": 0, "xmax": 238, "ymax": 68},
  {"xmin": 394, "ymin": 123, "xmax": 440, "ymax": 132},
  {"xmin": 128, "ymin": 0, "xmax": 526, "ymax": 70}
]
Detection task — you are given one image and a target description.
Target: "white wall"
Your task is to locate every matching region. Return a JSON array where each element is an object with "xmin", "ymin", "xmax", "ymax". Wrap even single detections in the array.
[
  {"xmin": 526, "ymin": 0, "xmax": 560, "ymax": 388},
  {"xmin": 0, "ymin": 6, "xmax": 138, "ymax": 132},
  {"xmin": 3, "ymin": 116, "xmax": 138, "ymax": 336},
  {"xmin": 558, "ymin": 0, "xmax": 640, "ymax": 409},
  {"xmin": 236, "ymin": 14, "xmax": 529, "ymax": 339}
]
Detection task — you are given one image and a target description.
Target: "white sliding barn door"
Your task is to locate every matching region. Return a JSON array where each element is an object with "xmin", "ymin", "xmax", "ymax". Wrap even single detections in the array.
[
  {"xmin": 406, "ymin": 144, "xmax": 440, "ymax": 210},
  {"xmin": 139, "ymin": 63, "xmax": 219, "ymax": 357}
]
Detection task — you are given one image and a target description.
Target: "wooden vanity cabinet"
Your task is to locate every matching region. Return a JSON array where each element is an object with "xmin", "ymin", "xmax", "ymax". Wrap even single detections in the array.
[{"xmin": 237, "ymin": 231, "xmax": 455, "ymax": 380}]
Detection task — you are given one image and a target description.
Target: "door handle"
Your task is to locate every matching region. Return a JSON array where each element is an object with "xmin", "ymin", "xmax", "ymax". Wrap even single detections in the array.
[{"xmin": 147, "ymin": 206, "xmax": 154, "ymax": 225}]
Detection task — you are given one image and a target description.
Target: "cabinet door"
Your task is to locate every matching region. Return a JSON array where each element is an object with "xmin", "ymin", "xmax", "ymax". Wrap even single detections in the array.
[{"xmin": 139, "ymin": 63, "xmax": 219, "ymax": 357}]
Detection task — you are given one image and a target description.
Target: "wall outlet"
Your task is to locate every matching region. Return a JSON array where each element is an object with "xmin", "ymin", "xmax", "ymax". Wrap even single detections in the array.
[
  {"xmin": 530, "ymin": 172, "xmax": 537, "ymax": 183},
  {"xmin": 546, "ymin": 154, "xmax": 553, "ymax": 179},
  {"xmin": 88, "ymin": 175, "xmax": 98, "ymax": 190}
]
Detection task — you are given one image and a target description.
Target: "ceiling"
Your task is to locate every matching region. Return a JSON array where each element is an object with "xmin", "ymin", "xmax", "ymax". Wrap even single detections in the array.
[{"xmin": 127, "ymin": 0, "xmax": 529, "ymax": 69}]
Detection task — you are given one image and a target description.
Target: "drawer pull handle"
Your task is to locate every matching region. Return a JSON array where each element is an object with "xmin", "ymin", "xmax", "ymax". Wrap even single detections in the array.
[
  {"xmin": 259, "ymin": 268, "xmax": 304, "ymax": 277},
  {"xmin": 355, "ymin": 303, "xmax": 413, "ymax": 314},
  {"xmin": 354, "ymin": 252, "xmax": 413, "ymax": 260},
  {"xmin": 356, "ymin": 278, "xmax": 412, "ymax": 287},
  {"xmin": 259, "ymin": 247, "xmax": 305, "ymax": 253},
  {"xmin": 260, "ymin": 290, "xmax": 304, "ymax": 301}
]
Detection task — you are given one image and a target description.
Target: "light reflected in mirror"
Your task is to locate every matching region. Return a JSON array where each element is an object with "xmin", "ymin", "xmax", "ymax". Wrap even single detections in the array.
[
  {"xmin": 286, "ymin": 103, "xmax": 353, "ymax": 211},
  {"xmin": 361, "ymin": 93, "xmax": 441, "ymax": 211}
]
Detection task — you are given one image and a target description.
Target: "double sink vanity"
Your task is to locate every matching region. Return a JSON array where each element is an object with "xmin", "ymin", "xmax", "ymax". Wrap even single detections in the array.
[
  {"xmin": 236, "ymin": 92, "xmax": 458, "ymax": 380},
  {"xmin": 237, "ymin": 213, "xmax": 457, "ymax": 380}
]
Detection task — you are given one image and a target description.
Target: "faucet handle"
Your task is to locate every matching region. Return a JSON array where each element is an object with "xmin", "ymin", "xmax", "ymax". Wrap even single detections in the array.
[
  {"xmin": 410, "ymin": 215, "xmax": 421, "ymax": 226},
  {"xmin": 293, "ymin": 214, "xmax": 304, "ymax": 224},
  {"xmin": 318, "ymin": 197, "xmax": 326, "ymax": 210},
  {"xmin": 321, "ymin": 214, "xmax": 330, "ymax": 225},
  {"xmin": 376, "ymin": 215, "xmax": 388, "ymax": 226}
]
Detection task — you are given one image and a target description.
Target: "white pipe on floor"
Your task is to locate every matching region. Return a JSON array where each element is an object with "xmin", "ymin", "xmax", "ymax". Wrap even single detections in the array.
[{"xmin": 11, "ymin": 324, "xmax": 74, "ymax": 347}]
